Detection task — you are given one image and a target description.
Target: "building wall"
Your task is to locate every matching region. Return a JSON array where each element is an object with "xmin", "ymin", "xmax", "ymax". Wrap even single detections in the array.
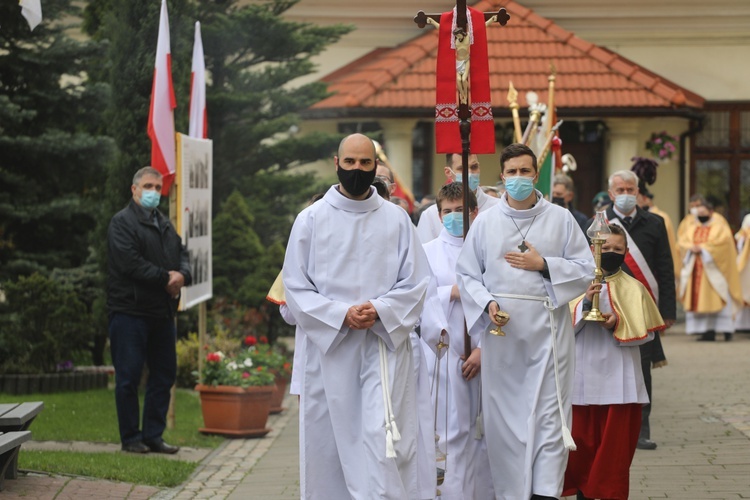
[{"xmin": 285, "ymin": 0, "xmax": 749, "ymax": 227}]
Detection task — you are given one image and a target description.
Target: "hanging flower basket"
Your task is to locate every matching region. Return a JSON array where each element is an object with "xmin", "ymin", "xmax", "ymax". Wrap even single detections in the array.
[
  {"xmin": 195, "ymin": 384, "xmax": 274, "ymax": 438},
  {"xmin": 645, "ymin": 131, "xmax": 678, "ymax": 162}
]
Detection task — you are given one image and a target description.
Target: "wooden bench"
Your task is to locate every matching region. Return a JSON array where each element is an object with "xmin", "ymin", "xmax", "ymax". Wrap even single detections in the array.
[
  {"xmin": 0, "ymin": 431, "xmax": 31, "ymax": 490},
  {"xmin": 0, "ymin": 402, "xmax": 44, "ymax": 489}
]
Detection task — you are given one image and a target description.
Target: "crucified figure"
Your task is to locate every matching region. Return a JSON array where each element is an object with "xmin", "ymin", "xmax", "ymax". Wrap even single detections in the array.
[{"xmin": 426, "ymin": 16, "xmax": 498, "ymax": 105}]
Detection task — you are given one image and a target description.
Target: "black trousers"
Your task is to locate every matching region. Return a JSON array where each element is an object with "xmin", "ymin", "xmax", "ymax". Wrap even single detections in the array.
[
  {"xmin": 109, "ymin": 312, "xmax": 176, "ymax": 445},
  {"xmin": 639, "ymin": 332, "xmax": 665, "ymax": 440}
]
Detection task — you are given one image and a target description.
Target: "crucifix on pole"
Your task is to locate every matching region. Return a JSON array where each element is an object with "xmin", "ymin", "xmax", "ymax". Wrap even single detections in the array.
[{"xmin": 415, "ymin": 2, "xmax": 509, "ymax": 359}]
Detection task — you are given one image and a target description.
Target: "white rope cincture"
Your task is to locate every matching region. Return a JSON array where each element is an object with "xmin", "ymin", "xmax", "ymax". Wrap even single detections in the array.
[
  {"xmin": 378, "ymin": 337, "xmax": 399, "ymax": 458},
  {"xmin": 490, "ymin": 293, "xmax": 577, "ymax": 451},
  {"xmin": 544, "ymin": 297, "xmax": 576, "ymax": 451}
]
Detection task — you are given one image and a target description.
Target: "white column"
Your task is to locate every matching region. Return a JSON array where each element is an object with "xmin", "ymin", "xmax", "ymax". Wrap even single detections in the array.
[
  {"xmin": 380, "ymin": 119, "xmax": 418, "ymax": 190},
  {"xmin": 605, "ymin": 118, "xmax": 641, "ymax": 178}
]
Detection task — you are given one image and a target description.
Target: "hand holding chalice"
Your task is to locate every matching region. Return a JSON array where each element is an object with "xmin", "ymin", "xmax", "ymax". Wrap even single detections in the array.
[{"xmin": 488, "ymin": 301, "xmax": 510, "ymax": 336}]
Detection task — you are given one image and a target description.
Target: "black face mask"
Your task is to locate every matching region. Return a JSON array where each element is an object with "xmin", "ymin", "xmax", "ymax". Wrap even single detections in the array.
[
  {"xmin": 600, "ymin": 251, "xmax": 626, "ymax": 273},
  {"xmin": 336, "ymin": 163, "xmax": 376, "ymax": 197},
  {"xmin": 551, "ymin": 197, "xmax": 566, "ymax": 207},
  {"xmin": 697, "ymin": 215, "xmax": 710, "ymax": 224}
]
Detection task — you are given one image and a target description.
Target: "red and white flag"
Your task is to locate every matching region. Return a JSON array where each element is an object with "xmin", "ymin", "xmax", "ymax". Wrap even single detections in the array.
[
  {"xmin": 189, "ymin": 21, "xmax": 207, "ymax": 139},
  {"xmin": 147, "ymin": 0, "xmax": 177, "ymax": 194},
  {"xmin": 19, "ymin": 0, "xmax": 43, "ymax": 31}
]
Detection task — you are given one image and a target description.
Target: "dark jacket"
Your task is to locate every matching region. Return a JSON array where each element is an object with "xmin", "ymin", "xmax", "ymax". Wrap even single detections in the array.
[
  {"xmin": 570, "ymin": 207, "xmax": 590, "ymax": 234},
  {"xmin": 107, "ymin": 199, "xmax": 191, "ymax": 318}
]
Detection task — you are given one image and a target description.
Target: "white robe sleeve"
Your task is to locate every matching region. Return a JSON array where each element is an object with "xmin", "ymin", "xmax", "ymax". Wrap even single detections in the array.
[
  {"xmin": 283, "ymin": 213, "xmax": 351, "ymax": 355},
  {"xmin": 370, "ymin": 225, "xmax": 432, "ymax": 351},
  {"xmin": 542, "ymin": 213, "xmax": 596, "ymax": 308},
  {"xmin": 278, "ymin": 303, "xmax": 296, "ymax": 326},
  {"xmin": 456, "ymin": 221, "xmax": 494, "ymax": 336},
  {"xmin": 418, "ymin": 276, "xmax": 449, "ymax": 357}
]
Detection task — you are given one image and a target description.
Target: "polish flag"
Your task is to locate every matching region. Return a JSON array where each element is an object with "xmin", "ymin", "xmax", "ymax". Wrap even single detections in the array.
[
  {"xmin": 147, "ymin": 0, "xmax": 177, "ymax": 194},
  {"xmin": 20, "ymin": 0, "xmax": 43, "ymax": 31},
  {"xmin": 189, "ymin": 21, "xmax": 207, "ymax": 139}
]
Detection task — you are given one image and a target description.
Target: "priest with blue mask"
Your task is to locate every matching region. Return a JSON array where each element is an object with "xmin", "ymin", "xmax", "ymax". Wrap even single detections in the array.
[
  {"xmin": 457, "ymin": 143, "xmax": 594, "ymax": 500},
  {"xmin": 416, "ymin": 152, "xmax": 500, "ymax": 243},
  {"xmin": 420, "ymin": 182, "xmax": 494, "ymax": 500}
]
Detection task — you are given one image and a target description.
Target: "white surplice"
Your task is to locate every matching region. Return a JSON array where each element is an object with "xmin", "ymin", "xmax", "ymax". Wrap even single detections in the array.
[
  {"xmin": 420, "ymin": 228, "xmax": 493, "ymax": 500},
  {"xmin": 277, "ymin": 303, "xmax": 307, "ymax": 396},
  {"xmin": 416, "ymin": 187, "xmax": 500, "ymax": 243},
  {"xmin": 570, "ymin": 285, "xmax": 652, "ymax": 406},
  {"xmin": 456, "ymin": 192, "xmax": 594, "ymax": 499},
  {"xmin": 283, "ymin": 185, "xmax": 432, "ymax": 500}
]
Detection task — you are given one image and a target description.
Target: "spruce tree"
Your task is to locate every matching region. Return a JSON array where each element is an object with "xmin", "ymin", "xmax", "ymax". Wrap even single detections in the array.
[
  {"xmin": 83, "ymin": 0, "xmax": 351, "ymax": 315},
  {"xmin": 212, "ymin": 190, "xmax": 265, "ymax": 304},
  {"xmin": 0, "ymin": 0, "xmax": 115, "ymax": 281},
  {"xmin": 195, "ymin": 0, "xmax": 351, "ymax": 246}
]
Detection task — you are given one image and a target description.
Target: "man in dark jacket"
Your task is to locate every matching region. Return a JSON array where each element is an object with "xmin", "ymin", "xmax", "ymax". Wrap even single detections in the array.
[
  {"xmin": 107, "ymin": 167, "xmax": 191, "ymax": 454},
  {"xmin": 552, "ymin": 174, "xmax": 589, "ymax": 233},
  {"xmin": 588, "ymin": 169, "xmax": 676, "ymax": 451}
]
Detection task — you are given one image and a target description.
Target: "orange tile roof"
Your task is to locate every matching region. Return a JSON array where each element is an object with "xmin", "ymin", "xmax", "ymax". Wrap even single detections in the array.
[{"xmin": 307, "ymin": 0, "xmax": 704, "ymax": 117}]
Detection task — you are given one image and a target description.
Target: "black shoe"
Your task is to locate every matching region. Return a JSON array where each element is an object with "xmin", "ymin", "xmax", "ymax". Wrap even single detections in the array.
[
  {"xmin": 144, "ymin": 439, "xmax": 180, "ymax": 454},
  {"xmin": 637, "ymin": 438, "xmax": 657, "ymax": 450},
  {"xmin": 121, "ymin": 441, "xmax": 150, "ymax": 454},
  {"xmin": 724, "ymin": 332, "xmax": 733, "ymax": 341},
  {"xmin": 697, "ymin": 331, "xmax": 715, "ymax": 341}
]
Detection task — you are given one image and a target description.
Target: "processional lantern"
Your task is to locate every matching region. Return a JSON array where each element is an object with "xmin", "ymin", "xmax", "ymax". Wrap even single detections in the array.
[{"xmin": 584, "ymin": 211, "xmax": 611, "ymax": 322}]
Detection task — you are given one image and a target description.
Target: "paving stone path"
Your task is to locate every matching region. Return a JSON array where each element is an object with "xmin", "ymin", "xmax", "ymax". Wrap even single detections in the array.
[{"xmin": 3, "ymin": 324, "xmax": 750, "ymax": 499}]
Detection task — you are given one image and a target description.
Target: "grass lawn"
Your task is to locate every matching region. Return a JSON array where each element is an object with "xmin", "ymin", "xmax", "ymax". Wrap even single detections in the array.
[
  {"xmin": 0, "ymin": 387, "xmax": 225, "ymax": 487},
  {"xmin": 19, "ymin": 450, "xmax": 197, "ymax": 487},
  {"xmin": 0, "ymin": 388, "xmax": 224, "ymax": 448}
]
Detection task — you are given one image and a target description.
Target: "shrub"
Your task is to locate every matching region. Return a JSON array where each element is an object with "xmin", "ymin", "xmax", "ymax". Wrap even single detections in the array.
[{"xmin": 0, "ymin": 273, "xmax": 92, "ymax": 374}]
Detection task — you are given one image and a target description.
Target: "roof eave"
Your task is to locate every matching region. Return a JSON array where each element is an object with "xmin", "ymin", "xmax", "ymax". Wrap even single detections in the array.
[{"xmin": 301, "ymin": 106, "xmax": 705, "ymax": 121}]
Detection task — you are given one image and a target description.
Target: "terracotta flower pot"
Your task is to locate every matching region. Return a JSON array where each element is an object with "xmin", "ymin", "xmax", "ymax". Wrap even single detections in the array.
[
  {"xmin": 195, "ymin": 384, "xmax": 274, "ymax": 438},
  {"xmin": 269, "ymin": 377, "xmax": 289, "ymax": 414}
]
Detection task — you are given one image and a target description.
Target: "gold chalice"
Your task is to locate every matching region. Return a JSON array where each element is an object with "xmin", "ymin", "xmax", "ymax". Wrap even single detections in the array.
[{"xmin": 489, "ymin": 310, "xmax": 510, "ymax": 336}]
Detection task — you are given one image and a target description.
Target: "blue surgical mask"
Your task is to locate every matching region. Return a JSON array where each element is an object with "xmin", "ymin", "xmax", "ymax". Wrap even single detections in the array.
[
  {"xmin": 614, "ymin": 194, "xmax": 637, "ymax": 213},
  {"xmin": 451, "ymin": 171, "xmax": 480, "ymax": 191},
  {"xmin": 140, "ymin": 189, "xmax": 161, "ymax": 209},
  {"xmin": 442, "ymin": 212, "xmax": 464, "ymax": 237},
  {"xmin": 504, "ymin": 176, "xmax": 535, "ymax": 201}
]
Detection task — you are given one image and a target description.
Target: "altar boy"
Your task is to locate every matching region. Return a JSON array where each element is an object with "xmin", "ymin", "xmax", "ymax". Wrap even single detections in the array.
[
  {"xmin": 420, "ymin": 182, "xmax": 493, "ymax": 500},
  {"xmin": 564, "ymin": 224, "xmax": 665, "ymax": 500}
]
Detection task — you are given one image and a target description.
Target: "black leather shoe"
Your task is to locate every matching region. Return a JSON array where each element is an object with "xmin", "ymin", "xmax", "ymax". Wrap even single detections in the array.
[
  {"xmin": 121, "ymin": 441, "xmax": 150, "ymax": 454},
  {"xmin": 697, "ymin": 331, "xmax": 715, "ymax": 341},
  {"xmin": 724, "ymin": 332, "xmax": 733, "ymax": 341},
  {"xmin": 637, "ymin": 438, "xmax": 657, "ymax": 450},
  {"xmin": 145, "ymin": 439, "xmax": 180, "ymax": 454}
]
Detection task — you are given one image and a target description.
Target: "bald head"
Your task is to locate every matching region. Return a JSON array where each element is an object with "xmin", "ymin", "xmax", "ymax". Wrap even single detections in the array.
[{"xmin": 338, "ymin": 133, "xmax": 376, "ymax": 160}]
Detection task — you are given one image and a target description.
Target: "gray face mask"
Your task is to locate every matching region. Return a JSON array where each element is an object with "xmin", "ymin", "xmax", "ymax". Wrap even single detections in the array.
[{"xmin": 614, "ymin": 194, "xmax": 637, "ymax": 213}]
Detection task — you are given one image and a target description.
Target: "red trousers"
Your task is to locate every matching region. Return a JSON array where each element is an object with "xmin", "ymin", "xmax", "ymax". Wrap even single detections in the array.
[{"xmin": 563, "ymin": 404, "xmax": 642, "ymax": 499}]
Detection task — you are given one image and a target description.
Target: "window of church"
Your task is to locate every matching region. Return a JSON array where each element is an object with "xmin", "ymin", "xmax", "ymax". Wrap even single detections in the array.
[
  {"xmin": 691, "ymin": 102, "xmax": 750, "ymax": 228},
  {"xmin": 740, "ymin": 112, "xmax": 750, "ymax": 148},
  {"xmin": 695, "ymin": 111, "xmax": 730, "ymax": 148}
]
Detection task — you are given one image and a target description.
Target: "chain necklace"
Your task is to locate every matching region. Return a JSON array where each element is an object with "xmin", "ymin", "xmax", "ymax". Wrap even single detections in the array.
[{"xmin": 510, "ymin": 215, "xmax": 537, "ymax": 252}]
